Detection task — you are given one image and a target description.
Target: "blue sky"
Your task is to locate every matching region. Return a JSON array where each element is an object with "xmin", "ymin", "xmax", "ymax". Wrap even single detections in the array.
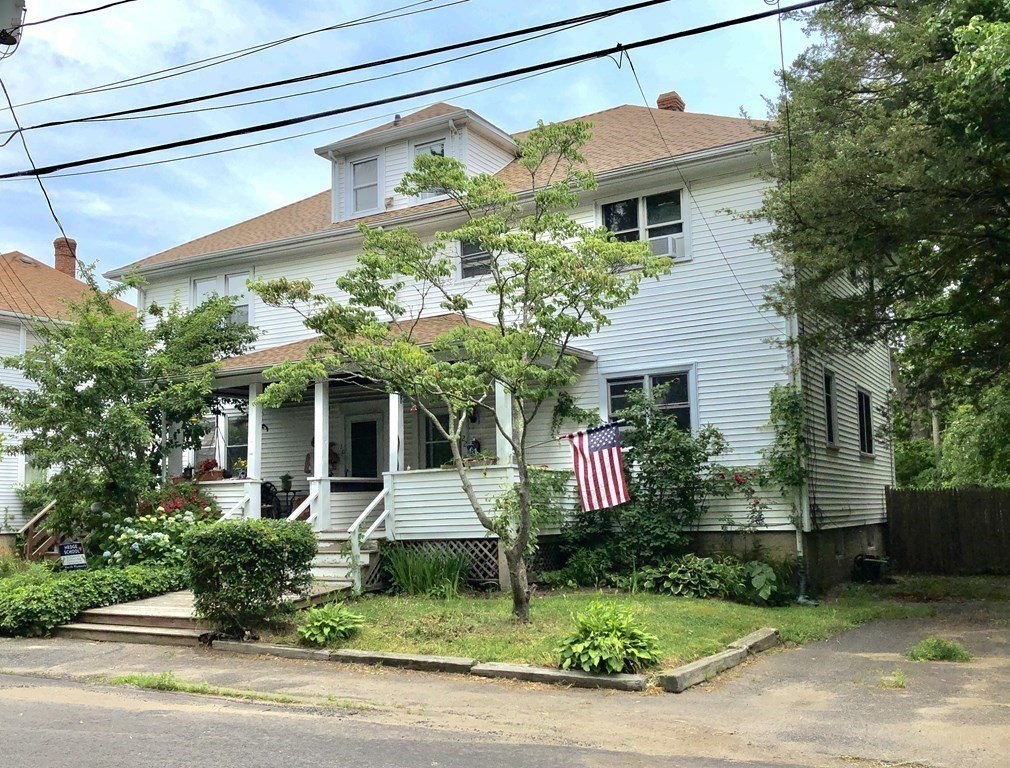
[{"xmin": 0, "ymin": 0, "xmax": 809, "ymax": 281}]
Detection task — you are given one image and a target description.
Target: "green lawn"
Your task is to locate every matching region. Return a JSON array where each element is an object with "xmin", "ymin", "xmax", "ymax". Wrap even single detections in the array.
[{"xmin": 289, "ymin": 588, "xmax": 932, "ymax": 667}]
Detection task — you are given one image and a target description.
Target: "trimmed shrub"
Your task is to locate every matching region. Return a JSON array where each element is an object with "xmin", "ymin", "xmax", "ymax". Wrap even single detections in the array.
[
  {"xmin": 0, "ymin": 565, "xmax": 186, "ymax": 637},
  {"xmin": 557, "ymin": 601, "xmax": 661, "ymax": 674},
  {"xmin": 297, "ymin": 601, "xmax": 365, "ymax": 647},
  {"xmin": 185, "ymin": 519, "xmax": 317, "ymax": 637},
  {"xmin": 382, "ymin": 543, "xmax": 468, "ymax": 599}
]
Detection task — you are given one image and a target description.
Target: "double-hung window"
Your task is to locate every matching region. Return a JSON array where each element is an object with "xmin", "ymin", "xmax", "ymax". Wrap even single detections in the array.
[
  {"xmin": 414, "ymin": 139, "xmax": 446, "ymax": 199},
  {"xmin": 423, "ymin": 412, "xmax": 455, "ymax": 469},
  {"xmin": 226, "ymin": 414, "xmax": 249, "ymax": 472},
  {"xmin": 193, "ymin": 272, "xmax": 252, "ymax": 325},
  {"xmin": 460, "ymin": 241, "xmax": 492, "ymax": 278},
  {"xmin": 857, "ymin": 388, "xmax": 874, "ymax": 455},
  {"xmin": 351, "ymin": 157, "xmax": 379, "ymax": 214},
  {"xmin": 602, "ymin": 189, "xmax": 686, "ymax": 260},
  {"xmin": 606, "ymin": 370, "xmax": 692, "ymax": 430}
]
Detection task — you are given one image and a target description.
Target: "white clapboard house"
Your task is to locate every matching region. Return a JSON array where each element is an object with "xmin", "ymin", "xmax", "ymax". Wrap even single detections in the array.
[
  {"xmin": 1, "ymin": 239, "xmax": 134, "ymax": 529},
  {"xmin": 106, "ymin": 92, "xmax": 894, "ymax": 589}
]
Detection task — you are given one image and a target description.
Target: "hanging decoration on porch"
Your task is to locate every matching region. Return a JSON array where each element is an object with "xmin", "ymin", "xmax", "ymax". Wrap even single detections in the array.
[{"xmin": 565, "ymin": 422, "xmax": 630, "ymax": 512}]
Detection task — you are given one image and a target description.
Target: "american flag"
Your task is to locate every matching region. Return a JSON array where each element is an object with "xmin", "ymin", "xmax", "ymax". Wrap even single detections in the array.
[{"xmin": 566, "ymin": 422, "xmax": 630, "ymax": 512}]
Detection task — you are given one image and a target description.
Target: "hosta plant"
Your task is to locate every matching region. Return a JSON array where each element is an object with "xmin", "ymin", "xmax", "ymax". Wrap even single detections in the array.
[
  {"xmin": 557, "ymin": 600, "xmax": 661, "ymax": 674},
  {"xmin": 297, "ymin": 601, "xmax": 365, "ymax": 647}
]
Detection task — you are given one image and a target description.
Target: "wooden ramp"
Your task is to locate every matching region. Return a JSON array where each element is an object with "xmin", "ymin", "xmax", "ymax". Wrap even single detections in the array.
[{"xmin": 54, "ymin": 584, "xmax": 348, "ymax": 646}]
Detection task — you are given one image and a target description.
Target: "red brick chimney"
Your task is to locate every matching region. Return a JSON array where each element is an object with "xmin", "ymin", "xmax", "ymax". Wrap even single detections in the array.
[
  {"xmin": 54, "ymin": 237, "xmax": 77, "ymax": 279},
  {"xmin": 657, "ymin": 90, "xmax": 686, "ymax": 112}
]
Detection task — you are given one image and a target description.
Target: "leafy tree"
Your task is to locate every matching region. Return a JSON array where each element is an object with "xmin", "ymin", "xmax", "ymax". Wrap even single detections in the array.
[
  {"xmin": 939, "ymin": 383, "xmax": 1010, "ymax": 487},
  {"xmin": 757, "ymin": 1, "xmax": 1010, "ymax": 401},
  {"xmin": 253, "ymin": 120, "xmax": 669, "ymax": 621},
  {"xmin": 0, "ymin": 274, "xmax": 254, "ymax": 540}
]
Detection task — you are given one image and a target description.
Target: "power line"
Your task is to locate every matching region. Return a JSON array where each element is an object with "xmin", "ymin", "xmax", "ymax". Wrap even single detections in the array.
[
  {"xmin": 8, "ymin": 60, "xmax": 581, "ymax": 181},
  {"xmin": 70, "ymin": 11, "xmax": 602, "ymax": 128},
  {"xmin": 11, "ymin": 0, "xmax": 677, "ymax": 134},
  {"xmin": 0, "ymin": 78, "xmax": 64, "ymax": 327},
  {"xmin": 620, "ymin": 49, "xmax": 785, "ymax": 335},
  {"xmin": 0, "ymin": 0, "xmax": 831, "ymax": 180},
  {"xmin": 19, "ymin": 0, "xmax": 141, "ymax": 28},
  {"xmin": 4, "ymin": 0, "xmax": 454, "ymax": 111}
]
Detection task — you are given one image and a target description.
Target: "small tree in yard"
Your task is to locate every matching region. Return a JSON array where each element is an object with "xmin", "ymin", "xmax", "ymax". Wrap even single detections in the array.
[
  {"xmin": 0, "ymin": 274, "xmax": 254, "ymax": 540},
  {"xmin": 253, "ymin": 120, "xmax": 669, "ymax": 621}
]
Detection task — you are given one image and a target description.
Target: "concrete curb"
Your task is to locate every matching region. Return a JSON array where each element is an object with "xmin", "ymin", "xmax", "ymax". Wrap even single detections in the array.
[
  {"xmin": 471, "ymin": 662, "xmax": 647, "ymax": 691},
  {"xmin": 213, "ymin": 641, "xmax": 331, "ymax": 662},
  {"xmin": 329, "ymin": 649, "xmax": 477, "ymax": 674},
  {"xmin": 657, "ymin": 626, "xmax": 780, "ymax": 693}
]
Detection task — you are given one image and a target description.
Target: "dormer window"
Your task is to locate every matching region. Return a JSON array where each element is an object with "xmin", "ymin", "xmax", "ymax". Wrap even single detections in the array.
[
  {"xmin": 413, "ymin": 137, "xmax": 447, "ymax": 199},
  {"xmin": 351, "ymin": 156, "xmax": 380, "ymax": 214}
]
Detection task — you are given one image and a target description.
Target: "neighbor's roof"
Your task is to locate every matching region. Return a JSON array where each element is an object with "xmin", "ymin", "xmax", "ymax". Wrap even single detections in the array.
[
  {"xmin": 218, "ymin": 312, "xmax": 593, "ymax": 374},
  {"xmin": 0, "ymin": 251, "xmax": 134, "ymax": 320},
  {"xmin": 116, "ymin": 104, "xmax": 766, "ymax": 275}
]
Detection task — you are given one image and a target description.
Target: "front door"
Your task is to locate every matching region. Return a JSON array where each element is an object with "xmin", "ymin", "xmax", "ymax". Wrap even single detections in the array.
[{"xmin": 348, "ymin": 418, "xmax": 379, "ymax": 478}]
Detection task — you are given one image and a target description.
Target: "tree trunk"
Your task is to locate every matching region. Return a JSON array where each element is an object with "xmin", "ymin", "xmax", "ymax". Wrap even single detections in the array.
[{"xmin": 505, "ymin": 545, "xmax": 530, "ymax": 622}]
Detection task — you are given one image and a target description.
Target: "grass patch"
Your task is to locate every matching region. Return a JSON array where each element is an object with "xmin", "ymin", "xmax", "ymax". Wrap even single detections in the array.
[
  {"xmin": 310, "ymin": 590, "xmax": 931, "ymax": 668},
  {"xmin": 877, "ymin": 667, "xmax": 907, "ymax": 689},
  {"xmin": 107, "ymin": 672, "xmax": 300, "ymax": 704},
  {"xmin": 906, "ymin": 636, "xmax": 972, "ymax": 662},
  {"xmin": 857, "ymin": 575, "xmax": 1010, "ymax": 603}
]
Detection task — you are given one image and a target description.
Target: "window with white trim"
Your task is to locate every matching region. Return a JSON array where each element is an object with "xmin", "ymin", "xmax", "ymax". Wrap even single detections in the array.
[
  {"xmin": 350, "ymin": 156, "xmax": 379, "ymax": 213},
  {"xmin": 414, "ymin": 138, "xmax": 446, "ymax": 199},
  {"xmin": 423, "ymin": 412, "xmax": 455, "ymax": 469},
  {"xmin": 857, "ymin": 388, "xmax": 874, "ymax": 454},
  {"xmin": 824, "ymin": 370, "xmax": 838, "ymax": 446},
  {"xmin": 192, "ymin": 272, "xmax": 252, "ymax": 325},
  {"xmin": 460, "ymin": 241, "xmax": 492, "ymax": 278},
  {"xmin": 226, "ymin": 414, "xmax": 249, "ymax": 472},
  {"xmin": 602, "ymin": 189, "xmax": 685, "ymax": 259},
  {"xmin": 606, "ymin": 370, "xmax": 692, "ymax": 430},
  {"xmin": 194, "ymin": 417, "xmax": 218, "ymax": 468},
  {"xmin": 225, "ymin": 272, "xmax": 250, "ymax": 325}
]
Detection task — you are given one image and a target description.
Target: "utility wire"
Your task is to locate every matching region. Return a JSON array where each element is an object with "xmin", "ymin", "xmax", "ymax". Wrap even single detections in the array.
[
  {"xmin": 620, "ymin": 49, "xmax": 785, "ymax": 335},
  {"xmin": 19, "ymin": 0, "xmax": 142, "ymax": 28},
  {"xmin": 11, "ymin": 0, "xmax": 677, "ymax": 133},
  {"xmin": 72, "ymin": 12, "xmax": 602, "ymax": 127},
  {"xmin": 0, "ymin": 78, "xmax": 65, "ymax": 327},
  {"xmin": 4, "ymin": 61, "xmax": 581, "ymax": 181},
  {"xmin": 4, "ymin": 0, "xmax": 455, "ymax": 110},
  {"xmin": 0, "ymin": 0, "xmax": 831, "ymax": 180}
]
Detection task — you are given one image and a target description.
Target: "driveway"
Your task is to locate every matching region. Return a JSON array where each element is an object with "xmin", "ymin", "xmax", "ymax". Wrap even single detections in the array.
[{"xmin": 1, "ymin": 601, "xmax": 1006, "ymax": 767}]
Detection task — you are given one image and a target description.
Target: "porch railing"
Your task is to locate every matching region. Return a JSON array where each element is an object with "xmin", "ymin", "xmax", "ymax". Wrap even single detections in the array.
[
  {"xmin": 347, "ymin": 487, "xmax": 388, "ymax": 592},
  {"xmin": 19, "ymin": 500, "xmax": 60, "ymax": 561},
  {"xmin": 288, "ymin": 488, "xmax": 319, "ymax": 524}
]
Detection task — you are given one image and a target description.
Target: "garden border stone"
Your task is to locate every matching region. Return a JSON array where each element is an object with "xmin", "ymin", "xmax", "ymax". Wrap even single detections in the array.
[
  {"xmin": 470, "ymin": 662, "xmax": 647, "ymax": 691},
  {"xmin": 658, "ymin": 626, "xmax": 780, "ymax": 693},
  {"xmin": 329, "ymin": 649, "xmax": 476, "ymax": 674},
  {"xmin": 213, "ymin": 640, "xmax": 331, "ymax": 661}
]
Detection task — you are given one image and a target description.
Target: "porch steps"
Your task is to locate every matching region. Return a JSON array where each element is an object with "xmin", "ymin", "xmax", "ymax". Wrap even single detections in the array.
[
  {"xmin": 54, "ymin": 591, "xmax": 208, "ymax": 646},
  {"xmin": 312, "ymin": 531, "xmax": 381, "ymax": 587}
]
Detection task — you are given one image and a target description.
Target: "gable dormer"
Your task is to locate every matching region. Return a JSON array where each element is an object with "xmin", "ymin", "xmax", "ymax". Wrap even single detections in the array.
[{"xmin": 314, "ymin": 103, "xmax": 516, "ymax": 223}]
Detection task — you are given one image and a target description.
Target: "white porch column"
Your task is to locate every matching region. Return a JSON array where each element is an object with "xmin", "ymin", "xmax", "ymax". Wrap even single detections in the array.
[
  {"xmin": 385, "ymin": 392, "xmax": 403, "ymax": 540},
  {"xmin": 246, "ymin": 382, "xmax": 263, "ymax": 518},
  {"xmin": 214, "ymin": 412, "xmax": 228, "ymax": 470},
  {"xmin": 312, "ymin": 378, "xmax": 330, "ymax": 531},
  {"xmin": 494, "ymin": 381, "xmax": 514, "ymax": 464},
  {"xmin": 388, "ymin": 393, "xmax": 403, "ymax": 472}
]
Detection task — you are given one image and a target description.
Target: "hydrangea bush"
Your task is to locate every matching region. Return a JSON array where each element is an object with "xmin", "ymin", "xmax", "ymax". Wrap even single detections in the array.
[{"xmin": 101, "ymin": 512, "xmax": 207, "ymax": 569}]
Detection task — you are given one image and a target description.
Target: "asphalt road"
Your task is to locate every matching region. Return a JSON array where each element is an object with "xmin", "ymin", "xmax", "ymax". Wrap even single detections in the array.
[{"xmin": 0, "ymin": 673, "xmax": 801, "ymax": 768}]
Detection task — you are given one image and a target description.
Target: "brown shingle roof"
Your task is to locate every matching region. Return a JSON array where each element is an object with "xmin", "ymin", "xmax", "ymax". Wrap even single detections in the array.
[
  {"xmin": 219, "ymin": 313, "xmax": 495, "ymax": 373},
  {"xmin": 344, "ymin": 102, "xmax": 464, "ymax": 141},
  {"xmin": 0, "ymin": 251, "xmax": 134, "ymax": 320},
  {"xmin": 118, "ymin": 104, "xmax": 765, "ymax": 274}
]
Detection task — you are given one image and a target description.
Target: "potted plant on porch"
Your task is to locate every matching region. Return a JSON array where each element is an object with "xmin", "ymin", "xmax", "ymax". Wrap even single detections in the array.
[{"xmin": 196, "ymin": 458, "xmax": 224, "ymax": 482}]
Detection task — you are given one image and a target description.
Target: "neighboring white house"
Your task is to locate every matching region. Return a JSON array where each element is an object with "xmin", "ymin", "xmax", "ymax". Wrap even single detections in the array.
[
  {"xmin": 0, "ymin": 239, "xmax": 134, "ymax": 528},
  {"xmin": 106, "ymin": 92, "xmax": 894, "ymax": 588}
]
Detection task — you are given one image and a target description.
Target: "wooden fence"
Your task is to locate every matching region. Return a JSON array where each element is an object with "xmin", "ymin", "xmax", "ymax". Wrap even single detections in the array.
[{"xmin": 886, "ymin": 488, "xmax": 1010, "ymax": 574}]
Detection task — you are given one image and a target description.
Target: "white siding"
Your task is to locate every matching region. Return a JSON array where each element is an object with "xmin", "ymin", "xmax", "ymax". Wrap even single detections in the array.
[
  {"xmin": 139, "ymin": 165, "xmax": 892, "ymax": 534},
  {"xmin": 465, "ymin": 127, "xmax": 515, "ymax": 176},
  {"xmin": 801, "ymin": 339, "xmax": 893, "ymax": 528},
  {"xmin": 0, "ymin": 321, "xmax": 29, "ymax": 525},
  {"xmin": 389, "ymin": 465, "xmax": 516, "ymax": 540}
]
